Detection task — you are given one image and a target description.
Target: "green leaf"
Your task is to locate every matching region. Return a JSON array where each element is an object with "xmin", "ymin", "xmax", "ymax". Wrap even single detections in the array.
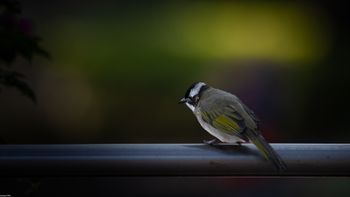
[{"xmin": 0, "ymin": 68, "xmax": 36, "ymax": 103}]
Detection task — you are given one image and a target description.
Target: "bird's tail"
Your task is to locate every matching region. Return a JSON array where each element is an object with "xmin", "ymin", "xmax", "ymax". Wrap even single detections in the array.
[{"xmin": 246, "ymin": 129, "xmax": 287, "ymax": 171}]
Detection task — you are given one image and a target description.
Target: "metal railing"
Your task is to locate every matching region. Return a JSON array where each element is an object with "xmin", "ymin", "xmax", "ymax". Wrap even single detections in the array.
[{"xmin": 0, "ymin": 144, "xmax": 349, "ymax": 176}]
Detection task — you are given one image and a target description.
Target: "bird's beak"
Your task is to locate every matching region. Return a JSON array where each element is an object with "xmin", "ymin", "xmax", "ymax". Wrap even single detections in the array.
[{"xmin": 178, "ymin": 98, "xmax": 188, "ymax": 104}]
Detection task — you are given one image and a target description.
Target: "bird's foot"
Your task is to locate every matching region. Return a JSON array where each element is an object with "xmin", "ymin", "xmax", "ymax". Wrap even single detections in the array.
[{"xmin": 203, "ymin": 139, "xmax": 219, "ymax": 146}]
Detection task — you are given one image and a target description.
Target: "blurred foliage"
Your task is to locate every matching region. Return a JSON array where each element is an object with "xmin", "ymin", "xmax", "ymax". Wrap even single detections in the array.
[
  {"xmin": 0, "ymin": 0, "xmax": 49, "ymax": 102},
  {"xmin": 0, "ymin": 68, "xmax": 36, "ymax": 101}
]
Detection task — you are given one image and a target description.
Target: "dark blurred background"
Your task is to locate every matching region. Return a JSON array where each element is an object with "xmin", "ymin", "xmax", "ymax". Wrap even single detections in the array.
[
  {"xmin": 1, "ymin": 1, "xmax": 350, "ymax": 144},
  {"xmin": 1, "ymin": 1, "xmax": 350, "ymax": 196}
]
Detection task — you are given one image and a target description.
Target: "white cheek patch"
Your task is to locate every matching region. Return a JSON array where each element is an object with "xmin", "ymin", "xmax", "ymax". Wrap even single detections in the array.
[
  {"xmin": 185, "ymin": 102, "xmax": 195, "ymax": 112},
  {"xmin": 189, "ymin": 82, "xmax": 206, "ymax": 98}
]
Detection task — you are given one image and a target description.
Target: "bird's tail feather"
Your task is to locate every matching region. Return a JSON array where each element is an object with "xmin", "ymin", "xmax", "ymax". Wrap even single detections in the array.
[{"xmin": 246, "ymin": 129, "xmax": 287, "ymax": 171}]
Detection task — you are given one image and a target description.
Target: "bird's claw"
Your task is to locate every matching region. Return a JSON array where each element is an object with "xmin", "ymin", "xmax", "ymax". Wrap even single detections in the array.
[{"xmin": 203, "ymin": 139, "xmax": 219, "ymax": 146}]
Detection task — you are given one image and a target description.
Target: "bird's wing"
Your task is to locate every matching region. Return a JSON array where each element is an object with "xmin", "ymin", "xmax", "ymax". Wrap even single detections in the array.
[{"xmin": 199, "ymin": 104, "xmax": 249, "ymax": 141}]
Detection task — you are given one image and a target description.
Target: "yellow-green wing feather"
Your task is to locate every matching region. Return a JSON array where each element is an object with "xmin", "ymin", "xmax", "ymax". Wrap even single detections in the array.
[
  {"xmin": 200, "ymin": 109, "xmax": 248, "ymax": 141},
  {"xmin": 212, "ymin": 115, "xmax": 241, "ymax": 133}
]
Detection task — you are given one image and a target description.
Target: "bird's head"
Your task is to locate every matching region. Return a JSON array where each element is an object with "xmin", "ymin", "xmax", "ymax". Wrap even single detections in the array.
[{"xmin": 179, "ymin": 82, "xmax": 209, "ymax": 111}]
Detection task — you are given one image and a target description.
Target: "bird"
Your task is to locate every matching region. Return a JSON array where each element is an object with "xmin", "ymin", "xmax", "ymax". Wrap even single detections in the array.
[{"xmin": 179, "ymin": 82, "xmax": 287, "ymax": 171}]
